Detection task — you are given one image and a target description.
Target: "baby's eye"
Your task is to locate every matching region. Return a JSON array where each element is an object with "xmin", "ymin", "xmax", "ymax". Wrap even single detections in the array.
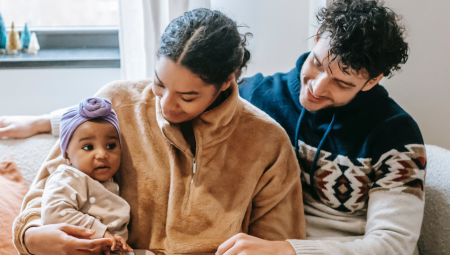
[
  {"xmin": 82, "ymin": 145, "xmax": 94, "ymax": 151},
  {"xmin": 107, "ymin": 143, "xmax": 117, "ymax": 150}
]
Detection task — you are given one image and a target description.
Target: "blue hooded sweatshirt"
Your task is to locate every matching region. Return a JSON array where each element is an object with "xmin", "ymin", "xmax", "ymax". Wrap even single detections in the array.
[{"xmin": 239, "ymin": 52, "xmax": 426, "ymax": 213}]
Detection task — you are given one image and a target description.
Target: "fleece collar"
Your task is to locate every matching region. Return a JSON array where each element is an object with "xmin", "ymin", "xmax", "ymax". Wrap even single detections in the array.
[{"xmin": 155, "ymin": 81, "xmax": 241, "ymax": 156}]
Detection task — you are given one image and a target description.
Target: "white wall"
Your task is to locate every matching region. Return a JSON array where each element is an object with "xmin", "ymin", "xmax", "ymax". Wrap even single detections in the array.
[
  {"xmin": 381, "ymin": 0, "xmax": 450, "ymax": 149},
  {"xmin": 211, "ymin": 0, "xmax": 318, "ymax": 76},
  {"xmin": 0, "ymin": 68, "xmax": 121, "ymax": 115}
]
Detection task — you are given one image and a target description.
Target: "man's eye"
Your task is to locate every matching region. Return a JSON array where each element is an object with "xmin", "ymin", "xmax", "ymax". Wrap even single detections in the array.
[
  {"xmin": 82, "ymin": 145, "xmax": 94, "ymax": 150},
  {"xmin": 107, "ymin": 143, "xmax": 117, "ymax": 150},
  {"xmin": 314, "ymin": 59, "xmax": 324, "ymax": 71}
]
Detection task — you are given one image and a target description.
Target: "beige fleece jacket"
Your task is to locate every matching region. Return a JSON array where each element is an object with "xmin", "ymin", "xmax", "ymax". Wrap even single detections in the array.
[{"xmin": 13, "ymin": 80, "xmax": 306, "ymax": 255}]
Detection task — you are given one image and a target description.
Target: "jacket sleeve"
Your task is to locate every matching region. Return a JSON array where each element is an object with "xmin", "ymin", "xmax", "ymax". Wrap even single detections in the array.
[
  {"xmin": 12, "ymin": 142, "xmax": 65, "ymax": 255},
  {"xmin": 287, "ymin": 190, "xmax": 423, "ymax": 255},
  {"xmin": 247, "ymin": 134, "xmax": 307, "ymax": 241},
  {"xmin": 42, "ymin": 168, "xmax": 108, "ymax": 239}
]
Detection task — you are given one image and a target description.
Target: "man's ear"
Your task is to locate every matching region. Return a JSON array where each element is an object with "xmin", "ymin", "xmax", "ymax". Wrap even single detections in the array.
[
  {"xmin": 313, "ymin": 29, "xmax": 322, "ymax": 47},
  {"xmin": 362, "ymin": 73, "xmax": 384, "ymax": 91}
]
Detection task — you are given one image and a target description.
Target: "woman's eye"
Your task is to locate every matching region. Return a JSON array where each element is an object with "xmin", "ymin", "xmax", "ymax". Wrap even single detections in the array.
[
  {"xmin": 82, "ymin": 145, "xmax": 94, "ymax": 151},
  {"xmin": 107, "ymin": 143, "xmax": 117, "ymax": 150},
  {"xmin": 182, "ymin": 98, "xmax": 194, "ymax": 102}
]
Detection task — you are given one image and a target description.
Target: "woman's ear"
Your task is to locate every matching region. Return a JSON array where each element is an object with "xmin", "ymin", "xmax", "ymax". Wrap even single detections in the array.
[{"xmin": 221, "ymin": 73, "xmax": 235, "ymax": 91}]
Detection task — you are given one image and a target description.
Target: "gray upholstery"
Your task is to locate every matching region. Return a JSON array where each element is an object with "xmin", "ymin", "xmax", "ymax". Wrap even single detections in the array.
[{"xmin": 0, "ymin": 136, "xmax": 448, "ymax": 254}]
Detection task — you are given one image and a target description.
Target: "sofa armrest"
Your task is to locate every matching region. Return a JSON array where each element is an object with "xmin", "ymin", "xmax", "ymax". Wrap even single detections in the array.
[
  {"xmin": 419, "ymin": 144, "xmax": 450, "ymax": 254},
  {"xmin": 0, "ymin": 134, "xmax": 58, "ymax": 186}
]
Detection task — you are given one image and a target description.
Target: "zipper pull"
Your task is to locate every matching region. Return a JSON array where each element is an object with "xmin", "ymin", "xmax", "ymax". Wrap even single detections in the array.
[{"xmin": 193, "ymin": 158, "xmax": 197, "ymax": 174}]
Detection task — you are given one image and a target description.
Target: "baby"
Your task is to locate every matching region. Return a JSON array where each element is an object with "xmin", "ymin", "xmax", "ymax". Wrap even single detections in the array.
[{"xmin": 42, "ymin": 97, "xmax": 133, "ymax": 254}]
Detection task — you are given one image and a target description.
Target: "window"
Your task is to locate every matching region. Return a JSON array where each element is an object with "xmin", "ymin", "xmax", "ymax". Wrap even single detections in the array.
[
  {"xmin": 0, "ymin": 0, "xmax": 120, "ymax": 69},
  {"xmin": 0, "ymin": 0, "xmax": 119, "ymax": 27}
]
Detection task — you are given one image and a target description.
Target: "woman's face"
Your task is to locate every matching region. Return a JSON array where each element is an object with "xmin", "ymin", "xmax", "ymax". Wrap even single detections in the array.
[{"xmin": 153, "ymin": 57, "xmax": 230, "ymax": 123}]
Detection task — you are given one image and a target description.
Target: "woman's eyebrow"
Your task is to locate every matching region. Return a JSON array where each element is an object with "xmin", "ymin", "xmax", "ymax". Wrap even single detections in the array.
[
  {"xmin": 154, "ymin": 70, "xmax": 163, "ymax": 84},
  {"xmin": 154, "ymin": 69, "xmax": 199, "ymax": 95}
]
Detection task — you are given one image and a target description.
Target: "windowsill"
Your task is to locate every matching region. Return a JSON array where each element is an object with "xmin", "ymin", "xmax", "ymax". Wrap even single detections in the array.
[
  {"xmin": 0, "ymin": 27, "xmax": 120, "ymax": 69},
  {"xmin": 0, "ymin": 48, "xmax": 120, "ymax": 69}
]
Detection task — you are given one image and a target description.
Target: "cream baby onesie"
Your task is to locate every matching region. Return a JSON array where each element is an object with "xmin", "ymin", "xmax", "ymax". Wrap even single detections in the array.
[{"xmin": 42, "ymin": 164, "xmax": 130, "ymax": 240}]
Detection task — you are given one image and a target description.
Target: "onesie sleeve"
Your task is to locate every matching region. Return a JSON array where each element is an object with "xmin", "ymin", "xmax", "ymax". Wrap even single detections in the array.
[{"xmin": 42, "ymin": 168, "xmax": 108, "ymax": 239}]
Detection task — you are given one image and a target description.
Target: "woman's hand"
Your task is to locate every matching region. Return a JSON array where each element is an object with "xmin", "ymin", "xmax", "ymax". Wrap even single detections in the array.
[
  {"xmin": 24, "ymin": 223, "xmax": 113, "ymax": 255},
  {"xmin": 0, "ymin": 114, "xmax": 51, "ymax": 138},
  {"xmin": 216, "ymin": 233, "xmax": 296, "ymax": 255},
  {"xmin": 103, "ymin": 231, "xmax": 134, "ymax": 255}
]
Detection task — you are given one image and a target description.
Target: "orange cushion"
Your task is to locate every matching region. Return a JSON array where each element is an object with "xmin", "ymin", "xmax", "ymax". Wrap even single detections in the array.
[{"xmin": 0, "ymin": 158, "xmax": 28, "ymax": 254}]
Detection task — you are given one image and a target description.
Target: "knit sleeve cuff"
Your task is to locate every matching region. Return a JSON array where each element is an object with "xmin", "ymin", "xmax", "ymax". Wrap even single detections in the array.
[
  {"xmin": 286, "ymin": 239, "xmax": 324, "ymax": 255},
  {"xmin": 18, "ymin": 216, "xmax": 42, "ymax": 255},
  {"xmin": 50, "ymin": 106, "xmax": 75, "ymax": 136},
  {"xmin": 90, "ymin": 219, "xmax": 108, "ymax": 239}
]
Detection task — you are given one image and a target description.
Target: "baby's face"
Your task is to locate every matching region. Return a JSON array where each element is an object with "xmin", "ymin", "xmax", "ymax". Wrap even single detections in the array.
[{"xmin": 65, "ymin": 120, "xmax": 121, "ymax": 182}]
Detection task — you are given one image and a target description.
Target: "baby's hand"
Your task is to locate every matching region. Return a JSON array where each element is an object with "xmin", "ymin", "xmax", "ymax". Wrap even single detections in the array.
[{"xmin": 103, "ymin": 231, "xmax": 134, "ymax": 255}]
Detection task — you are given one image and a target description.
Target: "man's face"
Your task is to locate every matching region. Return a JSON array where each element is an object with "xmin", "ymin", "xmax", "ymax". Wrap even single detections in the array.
[{"xmin": 299, "ymin": 35, "xmax": 382, "ymax": 111}]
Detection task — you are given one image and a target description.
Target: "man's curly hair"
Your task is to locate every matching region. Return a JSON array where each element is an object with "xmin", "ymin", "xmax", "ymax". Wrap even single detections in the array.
[{"xmin": 317, "ymin": 0, "xmax": 408, "ymax": 79}]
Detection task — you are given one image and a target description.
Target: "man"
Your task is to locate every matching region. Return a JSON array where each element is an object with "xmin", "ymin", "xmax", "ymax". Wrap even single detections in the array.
[{"xmin": 216, "ymin": 0, "xmax": 425, "ymax": 254}]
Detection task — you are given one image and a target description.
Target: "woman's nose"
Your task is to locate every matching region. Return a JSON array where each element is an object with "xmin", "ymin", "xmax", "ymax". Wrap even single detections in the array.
[{"xmin": 160, "ymin": 92, "xmax": 178, "ymax": 111}]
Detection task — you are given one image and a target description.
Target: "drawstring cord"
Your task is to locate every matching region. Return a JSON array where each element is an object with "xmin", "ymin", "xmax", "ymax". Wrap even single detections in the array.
[{"xmin": 294, "ymin": 107, "xmax": 336, "ymax": 200}]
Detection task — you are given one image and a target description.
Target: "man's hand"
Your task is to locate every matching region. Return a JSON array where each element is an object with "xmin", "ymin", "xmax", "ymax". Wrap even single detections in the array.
[
  {"xmin": 103, "ymin": 231, "xmax": 134, "ymax": 255},
  {"xmin": 216, "ymin": 233, "xmax": 296, "ymax": 255},
  {"xmin": 0, "ymin": 115, "xmax": 51, "ymax": 138},
  {"xmin": 25, "ymin": 223, "xmax": 112, "ymax": 255}
]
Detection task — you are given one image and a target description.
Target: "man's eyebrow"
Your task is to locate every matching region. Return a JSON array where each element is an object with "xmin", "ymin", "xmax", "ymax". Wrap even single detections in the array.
[
  {"xmin": 334, "ymin": 78, "xmax": 356, "ymax": 88},
  {"xmin": 107, "ymin": 136, "xmax": 119, "ymax": 140},
  {"xmin": 312, "ymin": 52, "xmax": 322, "ymax": 65}
]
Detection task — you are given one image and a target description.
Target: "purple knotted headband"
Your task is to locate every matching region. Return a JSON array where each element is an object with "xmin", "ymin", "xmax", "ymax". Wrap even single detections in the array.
[{"xmin": 60, "ymin": 97, "xmax": 122, "ymax": 158}]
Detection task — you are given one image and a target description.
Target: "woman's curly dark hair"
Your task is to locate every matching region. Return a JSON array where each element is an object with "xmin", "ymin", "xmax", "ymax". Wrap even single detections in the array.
[
  {"xmin": 317, "ymin": 0, "xmax": 408, "ymax": 79},
  {"xmin": 158, "ymin": 8, "xmax": 251, "ymax": 88}
]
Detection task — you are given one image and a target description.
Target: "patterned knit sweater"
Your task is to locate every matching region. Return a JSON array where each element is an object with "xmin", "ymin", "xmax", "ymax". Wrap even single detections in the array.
[{"xmin": 239, "ymin": 52, "xmax": 426, "ymax": 255}]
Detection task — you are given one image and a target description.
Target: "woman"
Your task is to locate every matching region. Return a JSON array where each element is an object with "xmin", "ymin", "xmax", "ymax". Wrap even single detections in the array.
[{"xmin": 8, "ymin": 9, "xmax": 306, "ymax": 255}]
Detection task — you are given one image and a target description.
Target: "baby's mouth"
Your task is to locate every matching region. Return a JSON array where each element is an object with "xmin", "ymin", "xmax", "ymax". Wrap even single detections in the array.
[{"xmin": 94, "ymin": 165, "xmax": 110, "ymax": 171}]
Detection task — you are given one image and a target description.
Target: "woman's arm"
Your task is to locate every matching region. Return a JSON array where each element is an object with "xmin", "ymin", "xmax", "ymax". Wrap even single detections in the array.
[
  {"xmin": 0, "ymin": 115, "xmax": 51, "ymax": 138},
  {"xmin": 24, "ymin": 224, "xmax": 112, "ymax": 255},
  {"xmin": 0, "ymin": 106, "xmax": 73, "ymax": 138}
]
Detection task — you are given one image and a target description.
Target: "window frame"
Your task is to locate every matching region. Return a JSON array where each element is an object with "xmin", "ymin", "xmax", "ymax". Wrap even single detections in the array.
[{"xmin": 0, "ymin": 26, "xmax": 120, "ymax": 69}]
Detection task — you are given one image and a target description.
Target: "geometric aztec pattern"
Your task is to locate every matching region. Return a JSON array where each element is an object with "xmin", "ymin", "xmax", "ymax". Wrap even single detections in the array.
[{"xmin": 297, "ymin": 141, "xmax": 427, "ymax": 213}]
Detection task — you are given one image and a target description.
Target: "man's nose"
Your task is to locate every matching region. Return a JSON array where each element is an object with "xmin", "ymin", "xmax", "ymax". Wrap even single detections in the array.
[{"xmin": 311, "ymin": 73, "xmax": 329, "ymax": 97}]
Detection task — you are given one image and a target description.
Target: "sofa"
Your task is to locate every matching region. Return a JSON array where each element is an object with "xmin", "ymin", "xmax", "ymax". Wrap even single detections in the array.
[{"xmin": 1, "ymin": 134, "xmax": 449, "ymax": 255}]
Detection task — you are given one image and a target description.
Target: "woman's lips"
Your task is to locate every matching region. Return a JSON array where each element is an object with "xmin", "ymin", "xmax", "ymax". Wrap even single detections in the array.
[{"xmin": 162, "ymin": 109, "xmax": 183, "ymax": 118}]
